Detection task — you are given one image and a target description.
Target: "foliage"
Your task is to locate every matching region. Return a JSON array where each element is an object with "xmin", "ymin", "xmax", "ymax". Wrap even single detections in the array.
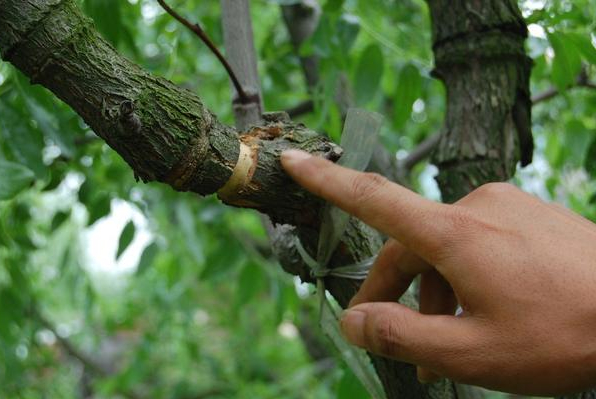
[{"xmin": 0, "ymin": 0, "xmax": 595, "ymax": 398}]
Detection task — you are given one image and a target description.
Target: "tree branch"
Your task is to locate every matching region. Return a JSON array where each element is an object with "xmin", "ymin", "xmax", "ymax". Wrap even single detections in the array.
[
  {"xmin": 286, "ymin": 99, "xmax": 314, "ymax": 118},
  {"xmin": 32, "ymin": 308, "xmax": 109, "ymax": 376},
  {"xmin": 156, "ymin": 0, "xmax": 252, "ymax": 104},
  {"xmin": 399, "ymin": 75, "xmax": 596, "ymax": 172},
  {"xmin": 1, "ymin": 0, "xmax": 343, "ymax": 226},
  {"xmin": 532, "ymin": 74, "xmax": 596, "ymax": 105},
  {"xmin": 220, "ymin": 0, "xmax": 263, "ymax": 127},
  {"xmin": 398, "ymin": 133, "xmax": 441, "ymax": 172},
  {"xmin": 31, "ymin": 307, "xmax": 143, "ymax": 399}
]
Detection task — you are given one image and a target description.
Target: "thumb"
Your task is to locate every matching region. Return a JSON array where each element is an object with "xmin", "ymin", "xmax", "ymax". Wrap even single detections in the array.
[{"xmin": 340, "ymin": 302, "xmax": 482, "ymax": 376}]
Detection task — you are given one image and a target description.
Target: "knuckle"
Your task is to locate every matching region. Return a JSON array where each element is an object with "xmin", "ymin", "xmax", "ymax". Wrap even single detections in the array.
[
  {"xmin": 431, "ymin": 207, "xmax": 485, "ymax": 261},
  {"xmin": 446, "ymin": 206, "xmax": 477, "ymax": 233},
  {"xmin": 349, "ymin": 172, "xmax": 388, "ymax": 205}
]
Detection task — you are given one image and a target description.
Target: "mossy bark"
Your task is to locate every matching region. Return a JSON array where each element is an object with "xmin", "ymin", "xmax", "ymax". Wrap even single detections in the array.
[
  {"xmin": 0, "ymin": 1, "xmax": 454, "ymax": 398},
  {"xmin": 0, "ymin": 0, "xmax": 344, "ymax": 226}
]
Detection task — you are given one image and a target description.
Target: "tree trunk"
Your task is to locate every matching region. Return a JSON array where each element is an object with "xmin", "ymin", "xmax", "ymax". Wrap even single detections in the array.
[{"xmin": 427, "ymin": 0, "xmax": 533, "ymax": 202}]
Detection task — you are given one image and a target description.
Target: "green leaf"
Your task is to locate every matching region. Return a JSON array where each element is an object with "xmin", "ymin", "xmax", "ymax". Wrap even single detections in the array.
[
  {"xmin": 175, "ymin": 201, "xmax": 205, "ymax": 265},
  {"xmin": 0, "ymin": 160, "xmax": 35, "ymax": 201},
  {"xmin": 566, "ymin": 32, "xmax": 596, "ymax": 65},
  {"xmin": 87, "ymin": 193, "xmax": 111, "ymax": 225},
  {"xmin": 51, "ymin": 211, "xmax": 70, "ymax": 231},
  {"xmin": 0, "ymin": 102, "xmax": 46, "ymax": 178},
  {"xmin": 308, "ymin": 16, "xmax": 333, "ymax": 58},
  {"xmin": 15, "ymin": 73, "xmax": 76, "ymax": 158},
  {"xmin": 354, "ymin": 44, "xmax": 384, "ymax": 105},
  {"xmin": 336, "ymin": 367, "xmax": 369, "ymax": 399},
  {"xmin": 525, "ymin": 9, "xmax": 547, "ymax": 24},
  {"xmin": 548, "ymin": 32, "xmax": 582, "ymax": 90},
  {"xmin": 235, "ymin": 262, "xmax": 265, "ymax": 306},
  {"xmin": 136, "ymin": 242, "xmax": 159, "ymax": 275},
  {"xmin": 563, "ymin": 119, "xmax": 591, "ymax": 167},
  {"xmin": 201, "ymin": 241, "xmax": 242, "ymax": 282},
  {"xmin": 116, "ymin": 220, "xmax": 135, "ymax": 260},
  {"xmin": 394, "ymin": 63, "xmax": 423, "ymax": 128},
  {"xmin": 324, "ymin": 0, "xmax": 345, "ymax": 13},
  {"xmin": 84, "ymin": 0, "xmax": 123, "ymax": 47},
  {"xmin": 336, "ymin": 14, "xmax": 360, "ymax": 54},
  {"xmin": 585, "ymin": 137, "xmax": 596, "ymax": 179}
]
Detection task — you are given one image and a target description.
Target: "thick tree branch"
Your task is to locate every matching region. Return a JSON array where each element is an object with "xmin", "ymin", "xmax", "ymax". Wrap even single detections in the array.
[
  {"xmin": 0, "ymin": 5, "xmax": 387, "ymax": 395},
  {"xmin": 0, "ymin": 0, "xmax": 339, "ymax": 226}
]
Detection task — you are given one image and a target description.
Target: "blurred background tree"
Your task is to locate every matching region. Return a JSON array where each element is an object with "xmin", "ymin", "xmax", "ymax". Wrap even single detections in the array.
[{"xmin": 0, "ymin": 0, "xmax": 595, "ymax": 398}]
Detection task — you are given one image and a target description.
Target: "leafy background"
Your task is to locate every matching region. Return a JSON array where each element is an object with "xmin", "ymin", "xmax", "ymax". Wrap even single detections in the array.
[{"xmin": 0, "ymin": 0, "xmax": 595, "ymax": 398}]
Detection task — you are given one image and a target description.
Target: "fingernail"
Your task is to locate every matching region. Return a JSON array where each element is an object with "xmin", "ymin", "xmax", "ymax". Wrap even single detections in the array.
[
  {"xmin": 340, "ymin": 309, "xmax": 367, "ymax": 347},
  {"xmin": 281, "ymin": 149, "xmax": 311, "ymax": 166}
]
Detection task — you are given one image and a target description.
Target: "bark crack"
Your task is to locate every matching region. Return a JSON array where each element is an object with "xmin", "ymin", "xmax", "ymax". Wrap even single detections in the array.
[{"xmin": 2, "ymin": 0, "xmax": 65, "ymax": 60}]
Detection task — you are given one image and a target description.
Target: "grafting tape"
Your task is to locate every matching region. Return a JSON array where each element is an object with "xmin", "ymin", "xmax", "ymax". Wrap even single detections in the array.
[{"xmin": 293, "ymin": 108, "xmax": 387, "ymax": 399}]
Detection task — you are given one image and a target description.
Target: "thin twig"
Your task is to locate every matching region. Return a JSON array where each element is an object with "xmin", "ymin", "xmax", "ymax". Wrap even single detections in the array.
[
  {"xmin": 532, "ymin": 77, "xmax": 596, "ymax": 105},
  {"xmin": 531, "ymin": 86, "xmax": 559, "ymax": 104},
  {"xmin": 32, "ymin": 308, "xmax": 109, "ymax": 376},
  {"xmin": 399, "ymin": 77, "xmax": 596, "ymax": 171},
  {"xmin": 157, "ymin": 0, "xmax": 251, "ymax": 103},
  {"xmin": 31, "ymin": 307, "xmax": 142, "ymax": 399},
  {"xmin": 286, "ymin": 99, "xmax": 314, "ymax": 118},
  {"xmin": 400, "ymin": 133, "xmax": 442, "ymax": 171}
]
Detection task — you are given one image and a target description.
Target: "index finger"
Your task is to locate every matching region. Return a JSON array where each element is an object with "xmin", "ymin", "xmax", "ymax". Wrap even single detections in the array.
[{"xmin": 281, "ymin": 150, "xmax": 454, "ymax": 261}]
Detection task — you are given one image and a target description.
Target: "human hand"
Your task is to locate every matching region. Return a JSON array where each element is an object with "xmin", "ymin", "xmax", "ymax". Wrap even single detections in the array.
[{"xmin": 281, "ymin": 149, "xmax": 596, "ymax": 396}]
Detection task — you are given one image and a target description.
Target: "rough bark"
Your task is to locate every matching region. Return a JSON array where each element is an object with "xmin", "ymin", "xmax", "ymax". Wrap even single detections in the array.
[
  {"xmin": 0, "ymin": 0, "xmax": 336, "ymax": 226},
  {"xmin": 427, "ymin": 0, "xmax": 533, "ymax": 203},
  {"xmin": 0, "ymin": 2, "xmax": 439, "ymax": 398}
]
